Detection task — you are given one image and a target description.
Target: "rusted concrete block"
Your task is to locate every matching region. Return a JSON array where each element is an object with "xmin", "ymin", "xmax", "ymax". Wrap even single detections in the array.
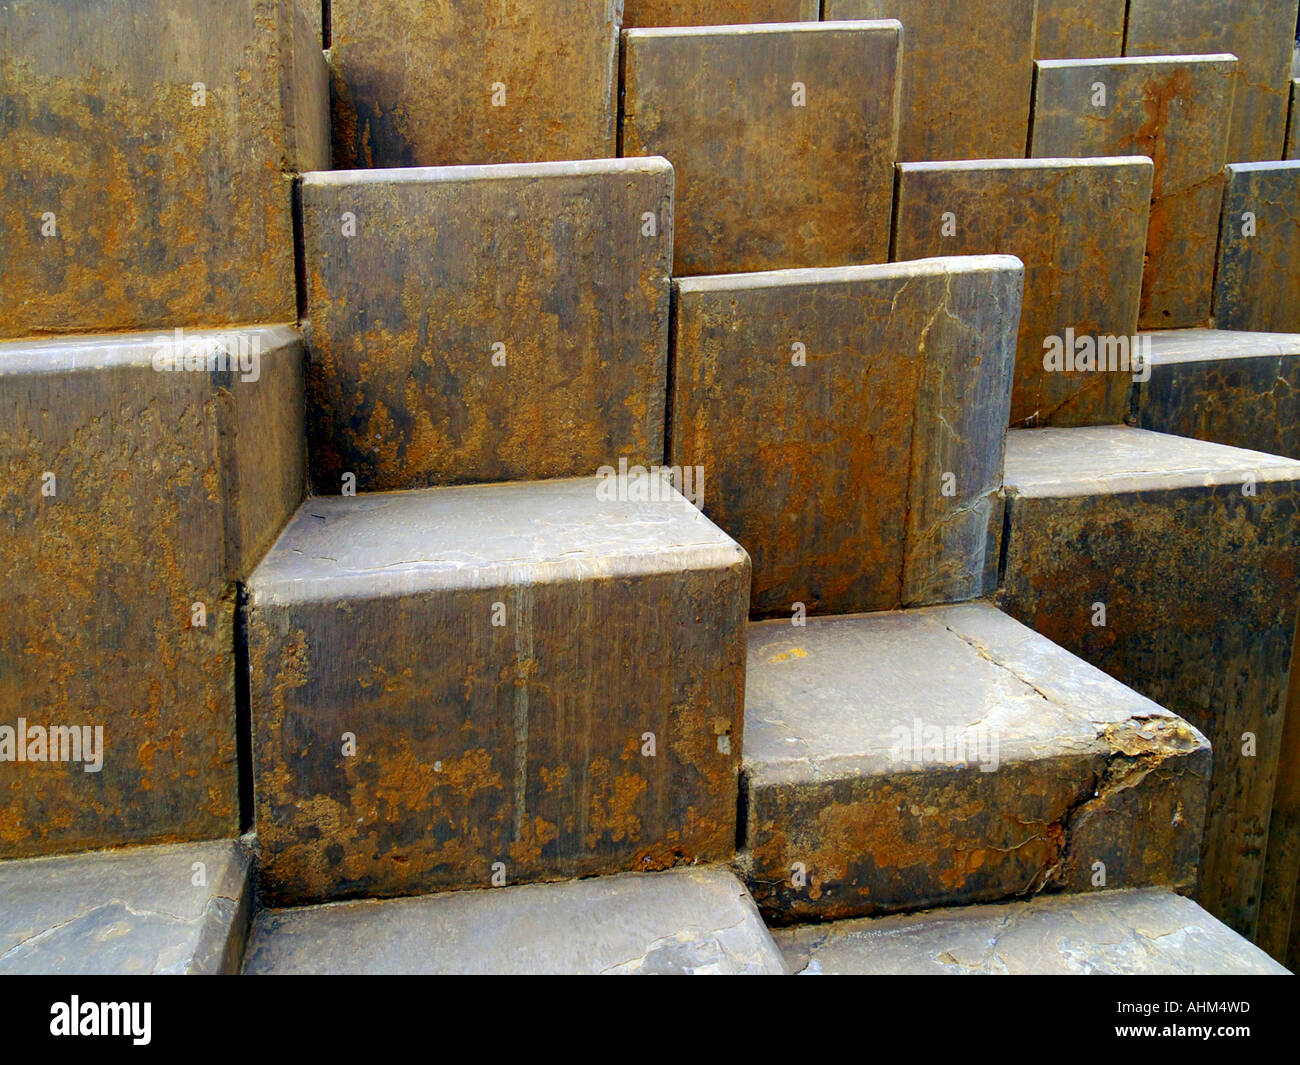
[
  {"xmin": 1136, "ymin": 329, "xmax": 1300, "ymax": 459},
  {"xmin": 894, "ymin": 158, "xmax": 1152, "ymax": 428},
  {"xmin": 824, "ymin": 0, "xmax": 1036, "ymax": 162},
  {"xmin": 1214, "ymin": 161, "xmax": 1300, "ymax": 333},
  {"xmin": 669, "ymin": 256, "xmax": 1021, "ymax": 618},
  {"xmin": 622, "ymin": 0, "xmax": 819, "ymax": 27},
  {"xmin": 1125, "ymin": 0, "xmax": 1300, "ymax": 163},
  {"xmin": 247, "ymin": 478, "xmax": 749, "ymax": 905},
  {"xmin": 1260, "ymin": 619, "xmax": 1300, "ymax": 966},
  {"xmin": 1288, "ymin": 80, "xmax": 1299, "ymax": 159},
  {"xmin": 0, "ymin": 327, "xmax": 306, "ymax": 858},
  {"xmin": 0, "ymin": 839, "xmax": 252, "ymax": 974},
  {"xmin": 1001, "ymin": 425, "xmax": 1300, "ymax": 938},
  {"xmin": 329, "ymin": 1, "xmax": 620, "ymax": 167},
  {"xmin": 620, "ymin": 22, "xmax": 901, "ymax": 275},
  {"xmin": 300, "ymin": 158, "xmax": 673, "ymax": 492},
  {"xmin": 1031, "ymin": 56, "xmax": 1237, "ymax": 330},
  {"xmin": 0, "ymin": 0, "xmax": 327, "ymax": 339},
  {"xmin": 244, "ymin": 866, "xmax": 787, "ymax": 974},
  {"xmin": 1034, "ymin": 0, "xmax": 1126, "ymax": 60},
  {"xmin": 739, "ymin": 602, "xmax": 1209, "ymax": 924}
]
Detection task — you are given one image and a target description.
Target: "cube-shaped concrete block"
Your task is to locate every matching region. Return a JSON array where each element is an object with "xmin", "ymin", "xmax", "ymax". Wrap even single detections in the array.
[
  {"xmin": 247, "ymin": 478, "xmax": 750, "ymax": 905},
  {"xmin": 620, "ymin": 21, "xmax": 901, "ymax": 275},
  {"xmin": 329, "ymin": 1, "xmax": 620, "ymax": 167},
  {"xmin": 623, "ymin": 1, "xmax": 819, "ymax": 27},
  {"xmin": 669, "ymin": 257, "xmax": 1021, "ymax": 618},
  {"xmin": 300, "ymin": 159, "xmax": 674, "ymax": 493},
  {"xmin": 1034, "ymin": 0, "xmax": 1126, "ymax": 60},
  {"xmin": 0, "ymin": 0, "xmax": 327, "ymax": 339},
  {"xmin": 894, "ymin": 158, "xmax": 1153, "ymax": 428},
  {"xmin": 1214, "ymin": 161, "xmax": 1300, "ymax": 333},
  {"xmin": 824, "ymin": 0, "xmax": 1037, "ymax": 162},
  {"xmin": 1032, "ymin": 56, "xmax": 1237, "ymax": 331}
]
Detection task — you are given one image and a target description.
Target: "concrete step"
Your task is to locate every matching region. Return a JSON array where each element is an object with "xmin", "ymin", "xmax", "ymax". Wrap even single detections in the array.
[
  {"xmin": 893, "ymin": 157, "xmax": 1152, "ymax": 428},
  {"xmin": 776, "ymin": 889, "xmax": 1291, "ymax": 975},
  {"xmin": 1034, "ymin": 0, "xmax": 1126, "ymax": 61},
  {"xmin": 244, "ymin": 866, "xmax": 786, "ymax": 974},
  {"xmin": 1215, "ymin": 161, "xmax": 1300, "ymax": 334},
  {"xmin": 622, "ymin": 1, "xmax": 818, "ymax": 27},
  {"xmin": 620, "ymin": 21, "xmax": 901, "ymax": 275},
  {"xmin": 0, "ymin": 839, "xmax": 253, "ymax": 974},
  {"xmin": 246, "ymin": 477, "xmax": 749, "ymax": 905},
  {"xmin": 738, "ymin": 601, "xmax": 1209, "ymax": 924},
  {"xmin": 0, "ymin": 0, "xmax": 326, "ymax": 339},
  {"xmin": 0, "ymin": 327, "xmax": 306, "ymax": 858},
  {"xmin": 1000, "ymin": 425, "xmax": 1300, "ymax": 939}
]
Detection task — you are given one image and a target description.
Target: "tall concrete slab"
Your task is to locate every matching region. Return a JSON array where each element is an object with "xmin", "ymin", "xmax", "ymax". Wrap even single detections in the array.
[
  {"xmin": 824, "ymin": 0, "xmax": 1037, "ymax": 161},
  {"xmin": 329, "ymin": 1, "xmax": 620, "ymax": 167},
  {"xmin": 299, "ymin": 158, "xmax": 674, "ymax": 493},
  {"xmin": 1288, "ymin": 80, "xmax": 1299, "ymax": 159},
  {"xmin": 622, "ymin": 0, "xmax": 819, "ymax": 26},
  {"xmin": 1034, "ymin": 0, "xmax": 1126, "ymax": 60},
  {"xmin": 1032, "ymin": 56, "xmax": 1238, "ymax": 330},
  {"xmin": 668, "ymin": 257, "xmax": 1022, "ymax": 619},
  {"xmin": 620, "ymin": 21, "xmax": 901, "ymax": 276},
  {"xmin": 1213, "ymin": 161, "xmax": 1300, "ymax": 333},
  {"xmin": 893, "ymin": 157, "xmax": 1153, "ymax": 428}
]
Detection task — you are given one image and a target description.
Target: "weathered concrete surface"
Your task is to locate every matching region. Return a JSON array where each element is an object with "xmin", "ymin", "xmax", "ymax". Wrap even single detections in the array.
[
  {"xmin": 669, "ymin": 257, "xmax": 1021, "ymax": 617},
  {"xmin": 1126, "ymin": 0, "xmax": 1299, "ymax": 163},
  {"xmin": 0, "ymin": 0, "xmax": 327, "ymax": 339},
  {"xmin": 739, "ymin": 603, "xmax": 1209, "ymax": 924},
  {"xmin": 1260, "ymin": 617, "xmax": 1300, "ymax": 966},
  {"xmin": 1136, "ymin": 329, "xmax": 1300, "ymax": 459},
  {"xmin": 300, "ymin": 159, "xmax": 673, "ymax": 492},
  {"xmin": 247, "ymin": 478, "xmax": 749, "ymax": 905},
  {"xmin": 0, "ymin": 327, "xmax": 306, "ymax": 858},
  {"xmin": 824, "ymin": 0, "xmax": 1037, "ymax": 162},
  {"xmin": 0, "ymin": 839, "xmax": 252, "ymax": 974},
  {"xmin": 244, "ymin": 866, "xmax": 787, "ymax": 974},
  {"xmin": 1031, "ymin": 56, "xmax": 1237, "ymax": 330},
  {"xmin": 329, "ymin": 1, "xmax": 619, "ymax": 168},
  {"xmin": 1214, "ymin": 161, "xmax": 1300, "ymax": 334},
  {"xmin": 1034, "ymin": 0, "xmax": 1126, "ymax": 60},
  {"xmin": 620, "ymin": 22, "xmax": 900, "ymax": 276},
  {"xmin": 1001, "ymin": 425, "xmax": 1300, "ymax": 938},
  {"xmin": 622, "ymin": 0, "xmax": 819, "ymax": 26},
  {"xmin": 775, "ymin": 890, "xmax": 1291, "ymax": 975},
  {"xmin": 894, "ymin": 158, "xmax": 1152, "ymax": 428},
  {"xmin": 1288, "ymin": 80, "xmax": 1299, "ymax": 159}
]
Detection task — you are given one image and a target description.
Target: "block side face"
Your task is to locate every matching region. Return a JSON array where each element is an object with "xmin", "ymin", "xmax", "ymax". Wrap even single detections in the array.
[
  {"xmin": 1288, "ymin": 80, "xmax": 1299, "ymax": 160},
  {"xmin": 1214, "ymin": 163, "xmax": 1300, "ymax": 333},
  {"xmin": 1034, "ymin": 0, "xmax": 1127, "ymax": 61},
  {"xmin": 622, "ymin": 0, "xmax": 819, "ymax": 27}
]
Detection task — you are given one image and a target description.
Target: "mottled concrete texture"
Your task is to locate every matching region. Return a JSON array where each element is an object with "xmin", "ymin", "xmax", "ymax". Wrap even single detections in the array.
[
  {"xmin": 1136, "ymin": 329, "xmax": 1300, "ymax": 459},
  {"xmin": 894, "ymin": 158, "xmax": 1152, "ymax": 428},
  {"xmin": 1214, "ymin": 161, "xmax": 1300, "ymax": 333},
  {"xmin": 622, "ymin": 0, "xmax": 819, "ymax": 26},
  {"xmin": 0, "ymin": 327, "xmax": 305, "ymax": 858},
  {"xmin": 1288, "ymin": 80, "xmax": 1299, "ymax": 159},
  {"xmin": 620, "ymin": 22, "xmax": 900, "ymax": 275},
  {"xmin": 247, "ymin": 478, "xmax": 750, "ymax": 905},
  {"xmin": 669, "ymin": 257, "xmax": 1021, "ymax": 617},
  {"xmin": 0, "ymin": 0, "xmax": 327, "ymax": 339},
  {"xmin": 0, "ymin": 840, "xmax": 253, "ymax": 974},
  {"xmin": 1125, "ymin": 0, "xmax": 1299, "ymax": 163},
  {"xmin": 300, "ymin": 159, "xmax": 673, "ymax": 493},
  {"xmin": 1032, "ymin": 56, "xmax": 1237, "ymax": 330},
  {"xmin": 244, "ymin": 866, "xmax": 787, "ymax": 974},
  {"xmin": 1260, "ymin": 617, "xmax": 1300, "ymax": 967},
  {"xmin": 824, "ymin": 0, "xmax": 1036, "ymax": 161},
  {"xmin": 329, "ymin": 1, "xmax": 619, "ymax": 167},
  {"xmin": 776, "ymin": 890, "xmax": 1291, "ymax": 975},
  {"xmin": 1001, "ymin": 425, "xmax": 1300, "ymax": 938},
  {"xmin": 1034, "ymin": 0, "xmax": 1126, "ymax": 60},
  {"xmin": 739, "ymin": 603, "xmax": 1209, "ymax": 924}
]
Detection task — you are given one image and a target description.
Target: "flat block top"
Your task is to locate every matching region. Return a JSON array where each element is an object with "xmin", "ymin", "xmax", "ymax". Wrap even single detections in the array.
[
  {"xmin": 1144, "ymin": 328, "xmax": 1300, "ymax": 364},
  {"xmin": 623, "ymin": 18, "xmax": 900, "ymax": 39},
  {"xmin": 1004, "ymin": 426, "xmax": 1300, "ymax": 497},
  {"xmin": 301, "ymin": 156, "xmax": 672, "ymax": 189},
  {"xmin": 674, "ymin": 255, "xmax": 1024, "ymax": 295},
  {"xmin": 897, "ymin": 156, "xmax": 1152, "ymax": 175},
  {"xmin": 1225, "ymin": 159, "xmax": 1300, "ymax": 176},
  {"xmin": 1037, "ymin": 53, "xmax": 1239, "ymax": 70},
  {"xmin": 0, "ymin": 325, "xmax": 301, "ymax": 376},
  {"xmin": 249, "ymin": 477, "xmax": 747, "ymax": 604}
]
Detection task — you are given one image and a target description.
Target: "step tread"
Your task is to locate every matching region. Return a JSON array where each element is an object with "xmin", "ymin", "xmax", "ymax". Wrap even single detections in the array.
[{"xmin": 1143, "ymin": 328, "xmax": 1300, "ymax": 363}]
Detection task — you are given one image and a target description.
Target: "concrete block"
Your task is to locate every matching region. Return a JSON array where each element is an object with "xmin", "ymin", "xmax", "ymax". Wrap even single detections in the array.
[
  {"xmin": 1288, "ymin": 80, "xmax": 1299, "ymax": 159},
  {"xmin": 1214, "ymin": 161, "xmax": 1300, "ymax": 333},
  {"xmin": 1034, "ymin": 0, "xmax": 1126, "ymax": 60},
  {"xmin": 622, "ymin": 1, "xmax": 819, "ymax": 27}
]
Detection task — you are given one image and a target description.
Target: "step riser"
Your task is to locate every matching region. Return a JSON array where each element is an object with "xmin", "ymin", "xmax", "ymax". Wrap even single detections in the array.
[
  {"xmin": 1034, "ymin": 0, "xmax": 1126, "ymax": 61},
  {"xmin": 1214, "ymin": 162, "xmax": 1300, "ymax": 334}
]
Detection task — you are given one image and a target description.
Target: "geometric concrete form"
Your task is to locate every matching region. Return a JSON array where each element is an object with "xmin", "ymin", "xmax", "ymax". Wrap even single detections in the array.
[
  {"xmin": 1001, "ymin": 425, "xmax": 1300, "ymax": 939},
  {"xmin": 1125, "ymin": 0, "xmax": 1300, "ymax": 163},
  {"xmin": 243, "ymin": 866, "xmax": 788, "ymax": 974},
  {"xmin": 0, "ymin": 840, "xmax": 253, "ymax": 974},
  {"xmin": 1260, "ymin": 620, "xmax": 1300, "ymax": 967},
  {"xmin": 1289, "ymin": 80, "xmax": 1299, "ymax": 159},
  {"xmin": 0, "ymin": 326, "xmax": 306, "ymax": 859},
  {"xmin": 1136, "ymin": 329, "xmax": 1300, "ymax": 459},
  {"xmin": 622, "ymin": 0, "xmax": 819, "ymax": 27},
  {"xmin": 893, "ymin": 157, "xmax": 1153, "ymax": 427},
  {"xmin": 1034, "ymin": 0, "xmax": 1127, "ymax": 61},
  {"xmin": 669, "ymin": 256, "xmax": 1022, "ymax": 617},
  {"xmin": 620, "ymin": 22, "xmax": 901, "ymax": 275},
  {"xmin": 299, "ymin": 158, "xmax": 674, "ymax": 493},
  {"xmin": 775, "ymin": 889, "xmax": 1292, "ymax": 975},
  {"xmin": 824, "ymin": 0, "xmax": 1037, "ymax": 162},
  {"xmin": 1214, "ymin": 161, "xmax": 1300, "ymax": 333},
  {"xmin": 739, "ymin": 602, "xmax": 1210, "ymax": 924},
  {"xmin": 0, "ymin": 0, "xmax": 328, "ymax": 339},
  {"xmin": 328, "ymin": 1, "xmax": 620, "ymax": 168},
  {"xmin": 1031, "ymin": 55, "xmax": 1238, "ymax": 330},
  {"xmin": 247, "ymin": 478, "xmax": 750, "ymax": 906}
]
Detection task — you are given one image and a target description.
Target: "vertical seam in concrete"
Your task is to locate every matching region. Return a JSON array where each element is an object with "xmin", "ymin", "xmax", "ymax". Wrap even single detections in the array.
[
  {"xmin": 322, "ymin": 0, "xmax": 331, "ymax": 50},
  {"xmin": 512, "ymin": 578, "xmax": 535, "ymax": 844}
]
